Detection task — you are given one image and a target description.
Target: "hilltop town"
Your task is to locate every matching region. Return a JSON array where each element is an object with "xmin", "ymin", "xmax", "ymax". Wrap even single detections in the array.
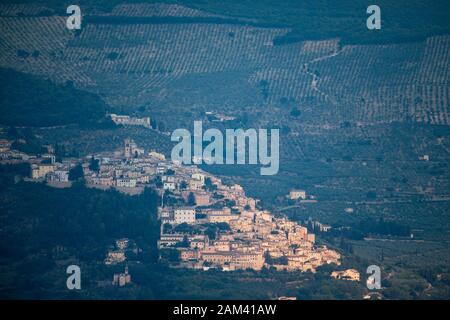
[
  {"xmin": 1, "ymin": 0, "xmax": 449, "ymax": 300},
  {"xmin": 0, "ymin": 137, "xmax": 340, "ymax": 273}
]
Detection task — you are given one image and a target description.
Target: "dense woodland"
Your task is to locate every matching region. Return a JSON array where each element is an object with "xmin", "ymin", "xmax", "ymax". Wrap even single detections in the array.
[{"xmin": 0, "ymin": 68, "xmax": 108, "ymax": 127}]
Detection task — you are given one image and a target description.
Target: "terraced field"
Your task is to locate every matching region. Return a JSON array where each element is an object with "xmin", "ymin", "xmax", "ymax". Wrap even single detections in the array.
[
  {"xmin": 1, "ymin": 2, "xmax": 449, "ymax": 204},
  {"xmin": 0, "ymin": 3, "xmax": 448, "ymax": 130},
  {"xmin": 0, "ymin": 2, "xmax": 450, "ymax": 299}
]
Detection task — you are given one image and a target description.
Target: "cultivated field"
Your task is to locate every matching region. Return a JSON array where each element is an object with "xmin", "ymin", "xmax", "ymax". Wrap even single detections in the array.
[{"xmin": 0, "ymin": 3, "xmax": 448, "ymax": 129}]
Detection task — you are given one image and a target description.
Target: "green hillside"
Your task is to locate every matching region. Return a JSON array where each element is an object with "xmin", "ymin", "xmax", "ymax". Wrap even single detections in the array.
[{"xmin": 0, "ymin": 68, "xmax": 108, "ymax": 127}]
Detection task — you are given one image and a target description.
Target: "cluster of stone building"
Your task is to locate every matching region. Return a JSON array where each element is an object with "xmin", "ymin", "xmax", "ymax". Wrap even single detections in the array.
[
  {"xmin": 150, "ymin": 151, "xmax": 341, "ymax": 272},
  {"xmin": 331, "ymin": 269, "xmax": 360, "ymax": 281},
  {"xmin": 158, "ymin": 201, "xmax": 341, "ymax": 272},
  {"xmin": 112, "ymin": 265, "xmax": 132, "ymax": 287},
  {"xmin": 2, "ymin": 138, "xmax": 167, "ymax": 191},
  {"xmin": 105, "ymin": 238, "xmax": 135, "ymax": 287},
  {"xmin": 0, "ymin": 139, "xmax": 74, "ymax": 184},
  {"xmin": 109, "ymin": 114, "xmax": 151, "ymax": 129},
  {"xmin": 105, "ymin": 238, "xmax": 131, "ymax": 265},
  {"xmin": 0, "ymin": 139, "xmax": 32, "ymax": 162},
  {"xmin": 2, "ymin": 137, "xmax": 341, "ymax": 274}
]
